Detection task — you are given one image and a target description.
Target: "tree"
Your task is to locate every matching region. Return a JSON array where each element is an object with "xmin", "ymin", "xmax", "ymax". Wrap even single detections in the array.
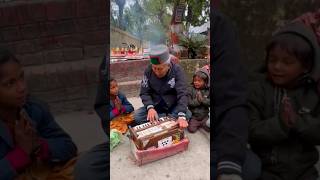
[
  {"xmin": 115, "ymin": 0, "xmax": 126, "ymax": 29},
  {"xmin": 110, "ymin": 2, "xmax": 118, "ymax": 27},
  {"xmin": 123, "ymin": 8, "xmax": 134, "ymax": 31},
  {"xmin": 185, "ymin": 0, "xmax": 210, "ymax": 30},
  {"xmin": 129, "ymin": 0, "xmax": 146, "ymax": 39},
  {"xmin": 110, "ymin": 0, "xmax": 210, "ymax": 44},
  {"xmin": 143, "ymin": 0, "xmax": 173, "ymax": 29}
]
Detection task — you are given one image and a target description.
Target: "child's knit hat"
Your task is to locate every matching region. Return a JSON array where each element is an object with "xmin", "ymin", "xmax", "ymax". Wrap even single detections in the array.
[{"xmin": 193, "ymin": 67, "xmax": 210, "ymax": 88}]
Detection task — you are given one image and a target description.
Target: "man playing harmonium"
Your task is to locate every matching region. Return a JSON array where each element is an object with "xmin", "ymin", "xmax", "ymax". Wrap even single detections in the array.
[{"xmin": 134, "ymin": 44, "xmax": 190, "ymax": 128}]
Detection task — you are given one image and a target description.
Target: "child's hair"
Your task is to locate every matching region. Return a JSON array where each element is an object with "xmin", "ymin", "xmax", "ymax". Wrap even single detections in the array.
[
  {"xmin": 0, "ymin": 48, "xmax": 20, "ymax": 66},
  {"xmin": 266, "ymin": 33, "xmax": 313, "ymax": 71},
  {"xmin": 109, "ymin": 77, "xmax": 116, "ymax": 83},
  {"xmin": 192, "ymin": 71, "xmax": 209, "ymax": 88},
  {"xmin": 0, "ymin": 48, "xmax": 20, "ymax": 78}
]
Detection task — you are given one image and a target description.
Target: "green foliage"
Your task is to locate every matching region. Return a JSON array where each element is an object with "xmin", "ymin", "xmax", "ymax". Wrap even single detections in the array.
[
  {"xmin": 179, "ymin": 33, "xmax": 208, "ymax": 58},
  {"xmin": 185, "ymin": 0, "xmax": 210, "ymax": 27},
  {"xmin": 143, "ymin": 0, "xmax": 173, "ymax": 29},
  {"xmin": 111, "ymin": 0, "xmax": 210, "ymax": 43},
  {"xmin": 110, "ymin": 129, "xmax": 123, "ymax": 151}
]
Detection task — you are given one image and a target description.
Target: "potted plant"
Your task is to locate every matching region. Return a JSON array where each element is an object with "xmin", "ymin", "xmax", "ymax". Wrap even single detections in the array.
[{"xmin": 178, "ymin": 33, "xmax": 208, "ymax": 59}]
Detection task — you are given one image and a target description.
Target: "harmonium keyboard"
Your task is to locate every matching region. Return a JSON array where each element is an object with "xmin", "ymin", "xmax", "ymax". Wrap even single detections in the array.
[{"xmin": 129, "ymin": 116, "xmax": 185, "ymax": 150}]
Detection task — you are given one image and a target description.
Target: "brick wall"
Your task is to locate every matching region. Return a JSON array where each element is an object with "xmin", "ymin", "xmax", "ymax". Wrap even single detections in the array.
[{"xmin": 0, "ymin": 0, "xmax": 108, "ymax": 114}]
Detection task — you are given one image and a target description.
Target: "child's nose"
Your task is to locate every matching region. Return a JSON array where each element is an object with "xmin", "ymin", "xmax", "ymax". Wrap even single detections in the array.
[
  {"xmin": 17, "ymin": 80, "xmax": 26, "ymax": 93},
  {"xmin": 273, "ymin": 62, "xmax": 282, "ymax": 70}
]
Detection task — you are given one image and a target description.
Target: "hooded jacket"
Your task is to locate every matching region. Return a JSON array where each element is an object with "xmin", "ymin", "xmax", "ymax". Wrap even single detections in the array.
[
  {"xmin": 0, "ymin": 97, "xmax": 77, "ymax": 179},
  {"xmin": 248, "ymin": 21, "xmax": 320, "ymax": 180},
  {"xmin": 188, "ymin": 67, "xmax": 210, "ymax": 119}
]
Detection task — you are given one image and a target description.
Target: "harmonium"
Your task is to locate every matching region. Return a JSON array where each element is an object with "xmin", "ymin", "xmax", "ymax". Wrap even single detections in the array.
[{"xmin": 128, "ymin": 116, "xmax": 189, "ymax": 166}]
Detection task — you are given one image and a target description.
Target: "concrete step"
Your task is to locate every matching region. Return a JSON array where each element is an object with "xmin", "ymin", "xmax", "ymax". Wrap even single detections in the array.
[{"xmin": 118, "ymin": 80, "xmax": 141, "ymax": 98}]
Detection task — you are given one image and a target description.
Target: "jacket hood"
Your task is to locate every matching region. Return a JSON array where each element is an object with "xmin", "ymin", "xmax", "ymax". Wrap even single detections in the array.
[
  {"xmin": 266, "ymin": 21, "xmax": 320, "ymax": 82},
  {"xmin": 194, "ymin": 67, "xmax": 210, "ymax": 88}
]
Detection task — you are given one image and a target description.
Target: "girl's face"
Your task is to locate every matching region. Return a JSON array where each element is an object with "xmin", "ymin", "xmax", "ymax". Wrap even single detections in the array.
[
  {"xmin": 0, "ymin": 62, "xmax": 27, "ymax": 109},
  {"xmin": 110, "ymin": 80, "xmax": 119, "ymax": 96},
  {"xmin": 193, "ymin": 75, "xmax": 205, "ymax": 89},
  {"xmin": 267, "ymin": 46, "xmax": 308, "ymax": 88}
]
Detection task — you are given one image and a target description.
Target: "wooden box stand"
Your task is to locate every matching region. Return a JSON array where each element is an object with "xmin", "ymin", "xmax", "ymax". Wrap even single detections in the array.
[{"xmin": 130, "ymin": 137, "xmax": 189, "ymax": 166}]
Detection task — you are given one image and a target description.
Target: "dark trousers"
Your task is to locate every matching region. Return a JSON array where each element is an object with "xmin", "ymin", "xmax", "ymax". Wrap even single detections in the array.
[
  {"xmin": 74, "ymin": 142, "xmax": 108, "ymax": 180},
  {"xmin": 188, "ymin": 116, "xmax": 209, "ymax": 133}
]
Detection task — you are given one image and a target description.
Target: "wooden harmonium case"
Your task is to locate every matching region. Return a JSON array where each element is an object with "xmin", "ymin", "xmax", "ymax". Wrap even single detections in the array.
[{"xmin": 129, "ymin": 116, "xmax": 184, "ymax": 150}]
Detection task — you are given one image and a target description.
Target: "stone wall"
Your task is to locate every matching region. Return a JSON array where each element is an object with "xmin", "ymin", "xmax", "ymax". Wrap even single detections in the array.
[
  {"xmin": 110, "ymin": 59, "xmax": 208, "ymax": 97},
  {"xmin": 0, "ymin": 0, "xmax": 108, "ymax": 114},
  {"xmin": 110, "ymin": 26, "xmax": 143, "ymax": 49}
]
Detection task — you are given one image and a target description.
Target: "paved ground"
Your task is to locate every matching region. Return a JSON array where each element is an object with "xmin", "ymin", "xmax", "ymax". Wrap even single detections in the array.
[
  {"xmin": 55, "ymin": 110, "xmax": 106, "ymax": 152},
  {"xmin": 110, "ymin": 97, "xmax": 210, "ymax": 180}
]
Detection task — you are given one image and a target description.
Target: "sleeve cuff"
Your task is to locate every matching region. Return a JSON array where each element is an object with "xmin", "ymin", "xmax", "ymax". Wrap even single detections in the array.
[
  {"xmin": 178, "ymin": 112, "xmax": 186, "ymax": 117},
  {"xmin": 217, "ymin": 161, "xmax": 242, "ymax": 175},
  {"xmin": 147, "ymin": 105, "xmax": 154, "ymax": 110},
  {"xmin": 5, "ymin": 146, "xmax": 31, "ymax": 171}
]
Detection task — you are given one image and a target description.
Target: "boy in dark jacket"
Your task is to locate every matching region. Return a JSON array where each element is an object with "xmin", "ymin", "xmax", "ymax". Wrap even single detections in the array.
[
  {"xmin": 248, "ymin": 21, "xmax": 320, "ymax": 180},
  {"xmin": 188, "ymin": 67, "xmax": 210, "ymax": 133},
  {"xmin": 0, "ymin": 48, "xmax": 77, "ymax": 180},
  {"xmin": 134, "ymin": 44, "xmax": 189, "ymax": 128}
]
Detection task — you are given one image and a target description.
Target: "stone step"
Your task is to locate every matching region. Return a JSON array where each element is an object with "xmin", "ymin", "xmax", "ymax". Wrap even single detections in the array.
[{"xmin": 118, "ymin": 80, "xmax": 141, "ymax": 98}]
